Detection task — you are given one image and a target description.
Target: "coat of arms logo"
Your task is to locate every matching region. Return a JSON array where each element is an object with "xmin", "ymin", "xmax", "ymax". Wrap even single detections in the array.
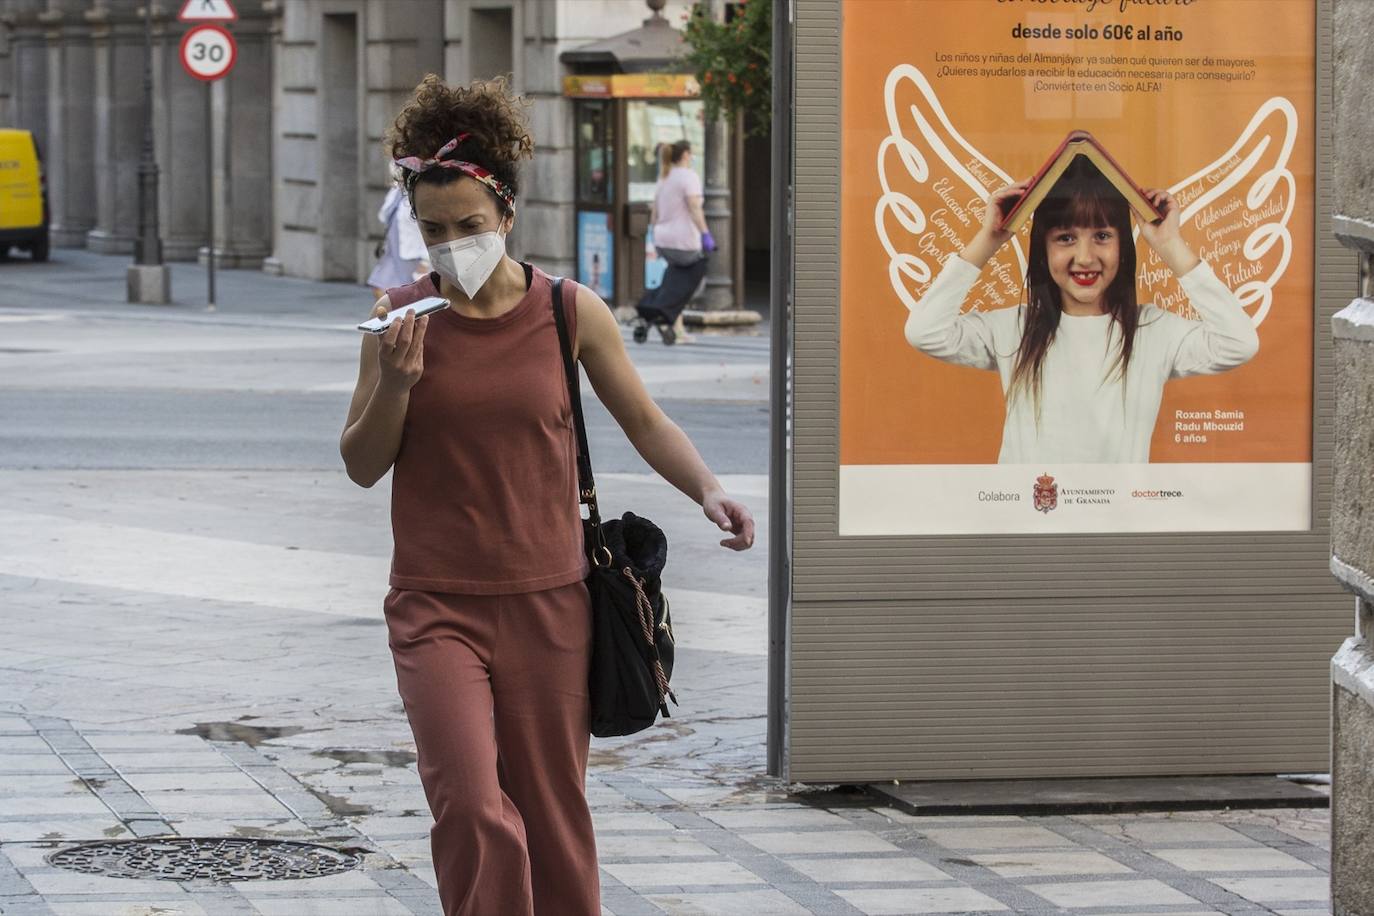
[{"xmin": 1033, "ymin": 473, "xmax": 1058, "ymax": 514}]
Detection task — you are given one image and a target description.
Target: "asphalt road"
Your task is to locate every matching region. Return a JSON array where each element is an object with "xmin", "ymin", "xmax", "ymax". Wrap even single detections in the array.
[
  {"xmin": 0, "ymin": 250, "xmax": 771, "ymax": 476},
  {"xmin": 0, "ymin": 388, "xmax": 770, "ymax": 472}
]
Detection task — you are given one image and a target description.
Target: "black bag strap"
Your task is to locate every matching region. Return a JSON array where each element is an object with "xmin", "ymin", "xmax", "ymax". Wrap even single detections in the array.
[{"xmin": 551, "ymin": 277, "xmax": 609, "ymax": 566}]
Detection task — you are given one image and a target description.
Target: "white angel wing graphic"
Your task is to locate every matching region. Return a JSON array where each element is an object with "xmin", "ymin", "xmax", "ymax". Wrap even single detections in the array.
[
  {"xmin": 875, "ymin": 65, "xmax": 1024, "ymax": 316},
  {"xmin": 875, "ymin": 71, "xmax": 1298, "ymax": 335},
  {"xmin": 1153, "ymin": 97, "xmax": 1298, "ymax": 328}
]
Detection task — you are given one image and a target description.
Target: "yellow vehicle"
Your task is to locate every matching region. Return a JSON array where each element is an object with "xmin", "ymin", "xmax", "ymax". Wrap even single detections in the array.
[{"xmin": 0, "ymin": 128, "xmax": 49, "ymax": 261}]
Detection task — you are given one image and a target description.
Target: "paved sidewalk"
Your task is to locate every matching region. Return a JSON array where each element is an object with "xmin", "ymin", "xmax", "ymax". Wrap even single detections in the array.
[
  {"xmin": 0, "ymin": 249, "xmax": 1335, "ymax": 915},
  {"xmin": 0, "ymin": 690, "xmax": 1335, "ymax": 916}
]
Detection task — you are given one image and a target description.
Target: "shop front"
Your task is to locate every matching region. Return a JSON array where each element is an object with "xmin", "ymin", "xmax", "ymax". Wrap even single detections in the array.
[{"xmin": 565, "ymin": 73, "xmax": 705, "ymax": 308}]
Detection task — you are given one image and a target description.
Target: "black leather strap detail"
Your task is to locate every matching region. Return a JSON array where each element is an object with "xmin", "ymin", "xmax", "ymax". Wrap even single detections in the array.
[{"xmin": 551, "ymin": 278, "xmax": 604, "ymax": 537}]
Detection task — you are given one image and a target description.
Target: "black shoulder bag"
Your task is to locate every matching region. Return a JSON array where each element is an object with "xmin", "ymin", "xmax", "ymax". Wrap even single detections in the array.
[{"xmin": 551, "ymin": 278, "xmax": 678, "ymax": 738}]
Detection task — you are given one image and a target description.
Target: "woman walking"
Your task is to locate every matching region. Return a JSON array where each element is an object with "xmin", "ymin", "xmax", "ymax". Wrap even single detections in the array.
[
  {"xmin": 368, "ymin": 164, "xmax": 430, "ymax": 300},
  {"xmin": 339, "ymin": 76, "xmax": 755, "ymax": 916},
  {"xmin": 633, "ymin": 140, "xmax": 713, "ymax": 345}
]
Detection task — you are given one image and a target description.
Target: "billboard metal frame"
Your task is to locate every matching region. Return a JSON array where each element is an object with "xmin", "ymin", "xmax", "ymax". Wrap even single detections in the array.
[{"xmin": 771, "ymin": 0, "xmax": 1352, "ymax": 785}]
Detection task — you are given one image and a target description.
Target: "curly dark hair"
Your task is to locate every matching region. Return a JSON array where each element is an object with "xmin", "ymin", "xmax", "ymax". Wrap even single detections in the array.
[{"xmin": 385, "ymin": 74, "xmax": 534, "ymax": 215}]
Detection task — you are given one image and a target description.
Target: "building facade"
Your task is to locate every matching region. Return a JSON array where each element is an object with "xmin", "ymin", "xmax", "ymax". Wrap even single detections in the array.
[
  {"xmin": 0, "ymin": 0, "xmax": 733, "ymax": 292},
  {"xmin": 1329, "ymin": 2, "xmax": 1374, "ymax": 911}
]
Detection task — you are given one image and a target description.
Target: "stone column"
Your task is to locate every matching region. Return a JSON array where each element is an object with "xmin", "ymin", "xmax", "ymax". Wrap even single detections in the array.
[
  {"xmin": 687, "ymin": 0, "xmax": 752, "ymax": 321},
  {"xmin": 0, "ymin": 10, "xmax": 10, "ymax": 127},
  {"xmin": 3, "ymin": 0, "xmax": 48, "ymax": 145},
  {"xmin": 698, "ymin": 0, "xmax": 733, "ymax": 310},
  {"xmin": 259, "ymin": 0, "xmax": 284, "ymax": 274},
  {"xmin": 515, "ymin": 0, "xmax": 575, "ymax": 281},
  {"xmin": 264, "ymin": 0, "xmax": 366, "ymax": 281},
  {"xmin": 42, "ymin": 0, "xmax": 95, "ymax": 247},
  {"xmin": 154, "ymin": 0, "xmax": 208, "ymax": 262},
  {"xmin": 1330, "ymin": 267, "xmax": 1374, "ymax": 916},
  {"xmin": 86, "ymin": 0, "xmax": 146, "ymax": 254},
  {"xmin": 206, "ymin": 3, "xmax": 273, "ymax": 268},
  {"xmin": 1330, "ymin": 3, "xmax": 1374, "ymax": 914},
  {"xmin": 357, "ymin": 0, "xmax": 443, "ymax": 276}
]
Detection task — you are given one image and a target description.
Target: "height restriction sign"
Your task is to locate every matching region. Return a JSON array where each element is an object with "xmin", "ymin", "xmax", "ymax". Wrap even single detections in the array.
[{"xmin": 179, "ymin": 24, "xmax": 237, "ymax": 81}]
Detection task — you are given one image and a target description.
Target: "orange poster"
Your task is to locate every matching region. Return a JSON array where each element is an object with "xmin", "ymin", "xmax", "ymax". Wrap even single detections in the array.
[{"xmin": 838, "ymin": 0, "xmax": 1314, "ymax": 535}]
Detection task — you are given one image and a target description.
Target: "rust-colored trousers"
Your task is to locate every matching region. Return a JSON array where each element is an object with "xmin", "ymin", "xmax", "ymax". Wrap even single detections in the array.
[{"xmin": 384, "ymin": 583, "xmax": 599, "ymax": 916}]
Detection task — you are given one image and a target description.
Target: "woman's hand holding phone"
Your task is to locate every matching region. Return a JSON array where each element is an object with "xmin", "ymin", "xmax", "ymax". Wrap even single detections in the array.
[
  {"xmin": 961, "ymin": 180, "xmax": 1031, "ymax": 268},
  {"xmin": 374, "ymin": 305, "xmax": 430, "ymax": 393},
  {"xmin": 1136, "ymin": 188, "xmax": 1200, "ymax": 276}
]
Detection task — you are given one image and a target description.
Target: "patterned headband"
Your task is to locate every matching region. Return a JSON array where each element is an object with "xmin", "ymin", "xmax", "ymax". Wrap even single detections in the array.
[{"xmin": 394, "ymin": 134, "xmax": 515, "ymax": 210}]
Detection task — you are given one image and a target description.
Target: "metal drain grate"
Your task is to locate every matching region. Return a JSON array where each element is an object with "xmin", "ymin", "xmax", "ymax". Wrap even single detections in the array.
[{"xmin": 46, "ymin": 837, "xmax": 362, "ymax": 882}]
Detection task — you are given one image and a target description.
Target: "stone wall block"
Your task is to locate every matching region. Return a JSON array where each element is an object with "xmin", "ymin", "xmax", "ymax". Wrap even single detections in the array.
[
  {"xmin": 278, "ymin": 89, "xmax": 319, "ymax": 143},
  {"xmin": 1331, "ymin": 298, "xmax": 1374, "ymax": 598},
  {"xmin": 1331, "ymin": 5, "xmax": 1374, "ymax": 912},
  {"xmin": 519, "ymin": 39, "xmax": 570, "ymax": 95},
  {"xmin": 514, "ymin": 199, "xmax": 572, "ymax": 271},
  {"xmin": 278, "ymin": 180, "xmax": 321, "ymax": 231},
  {"xmin": 277, "ymin": 43, "xmax": 317, "ymax": 89},
  {"xmin": 527, "ymin": 93, "xmax": 570, "ymax": 152},
  {"xmin": 1334, "ymin": 0, "xmax": 1374, "ymax": 228},
  {"xmin": 523, "ymin": 145, "xmax": 573, "ymax": 205},
  {"xmin": 1332, "ymin": 622, "xmax": 1374, "ymax": 916}
]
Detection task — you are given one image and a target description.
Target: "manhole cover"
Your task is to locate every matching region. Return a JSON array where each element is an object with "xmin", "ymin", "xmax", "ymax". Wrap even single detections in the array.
[{"xmin": 46, "ymin": 837, "xmax": 362, "ymax": 882}]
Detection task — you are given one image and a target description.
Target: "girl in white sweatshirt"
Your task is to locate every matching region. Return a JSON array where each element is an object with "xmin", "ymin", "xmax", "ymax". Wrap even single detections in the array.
[{"xmin": 904, "ymin": 156, "xmax": 1259, "ymax": 464}]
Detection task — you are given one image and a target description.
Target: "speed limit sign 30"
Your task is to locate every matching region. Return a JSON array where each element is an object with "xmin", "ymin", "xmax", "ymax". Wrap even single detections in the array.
[{"xmin": 180, "ymin": 24, "xmax": 237, "ymax": 82}]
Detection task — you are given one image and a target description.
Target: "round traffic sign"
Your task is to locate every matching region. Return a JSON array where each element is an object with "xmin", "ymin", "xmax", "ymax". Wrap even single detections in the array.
[{"xmin": 179, "ymin": 24, "xmax": 237, "ymax": 82}]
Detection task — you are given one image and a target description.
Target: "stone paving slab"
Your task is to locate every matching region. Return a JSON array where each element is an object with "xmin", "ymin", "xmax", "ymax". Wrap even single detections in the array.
[
  {"xmin": 0, "ymin": 252, "xmax": 1338, "ymax": 915},
  {"xmin": 0, "ymin": 707, "xmax": 1337, "ymax": 916},
  {"xmin": 0, "ymin": 593, "xmax": 1338, "ymax": 916},
  {"xmin": 871, "ymin": 777, "xmax": 1328, "ymax": 817}
]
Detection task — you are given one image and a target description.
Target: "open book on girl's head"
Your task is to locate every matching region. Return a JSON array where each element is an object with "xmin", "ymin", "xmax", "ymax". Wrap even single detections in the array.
[{"xmin": 996, "ymin": 130, "xmax": 1165, "ymax": 234}]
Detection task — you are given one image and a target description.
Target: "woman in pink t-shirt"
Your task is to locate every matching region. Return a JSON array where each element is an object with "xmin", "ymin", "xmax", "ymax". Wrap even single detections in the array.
[
  {"xmin": 650, "ymin": 141, "xmax": 709, "ymax": 254},
  {"xmin": 633, "ymin": 141, "xmax": 713, "ymax": 344}
]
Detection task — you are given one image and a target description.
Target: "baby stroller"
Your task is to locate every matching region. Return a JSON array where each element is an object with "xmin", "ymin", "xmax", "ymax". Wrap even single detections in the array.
[{"xmin": 632, "ymin": 252, "xmax": 709, "ymax": 346}]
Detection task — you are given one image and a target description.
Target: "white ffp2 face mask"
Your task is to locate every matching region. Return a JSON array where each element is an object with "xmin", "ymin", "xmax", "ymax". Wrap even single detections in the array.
[{"xmin": 428, "ymin": 230, "xmax": 506, "ymax": 299}]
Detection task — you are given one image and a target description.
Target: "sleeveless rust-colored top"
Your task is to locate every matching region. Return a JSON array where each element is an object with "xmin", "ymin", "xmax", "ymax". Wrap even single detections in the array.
[{"xmin": 384, "ymin": 264, "xmax": 587, "ymax": 594}]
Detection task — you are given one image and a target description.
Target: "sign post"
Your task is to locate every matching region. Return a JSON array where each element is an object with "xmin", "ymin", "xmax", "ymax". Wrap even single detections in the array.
[{"xmin": 178, "ymin": 1, "xmax": 238, "ymax": 310}]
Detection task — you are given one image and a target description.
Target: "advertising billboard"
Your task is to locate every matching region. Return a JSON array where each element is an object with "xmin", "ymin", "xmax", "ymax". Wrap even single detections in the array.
[
  {"xmin": 577, "ymin": 210, "xmax": 614, "ymax": 300},
  {"xmin": 838, "ymin": 0, "xmax": 1315, "ymax": 535}
]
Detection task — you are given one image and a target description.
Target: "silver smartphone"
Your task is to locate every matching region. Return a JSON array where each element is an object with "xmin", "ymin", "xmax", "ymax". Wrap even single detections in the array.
[{"xmin": 357, "ymin": 296, "xmax": 449, "ymax": 334}]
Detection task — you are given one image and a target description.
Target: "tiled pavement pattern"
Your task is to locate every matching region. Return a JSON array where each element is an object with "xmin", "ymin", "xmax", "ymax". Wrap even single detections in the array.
[
  {"xmin": 0, "ymin": 473, "xmax": 1335, "ymax": 916},
  {"xmin": 0, "ymin": 703, "xmax": 1332, "ymax": 915},
  {"xmin": 0, "ymin": 266, "xmax": 1335, "ymax": 915}
]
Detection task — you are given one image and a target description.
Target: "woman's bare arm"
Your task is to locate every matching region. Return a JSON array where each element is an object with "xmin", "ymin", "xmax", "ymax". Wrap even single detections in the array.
[
  {"xmin": 573, "ymin": 284, "xmax": 754, "ymax": 549},
  {"xmin": 339, "ymin": 299, "xmax": 429, "ymax": 488}
]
